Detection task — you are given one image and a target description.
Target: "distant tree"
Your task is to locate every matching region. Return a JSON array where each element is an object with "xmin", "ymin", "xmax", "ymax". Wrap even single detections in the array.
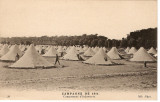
[
  {"xmin": 61, "ymin": 41, "xmax": 66, "ymax": 46},
  {"xmin": 91, "ymin": 39, "xmax": 98, "ymax": 47},
  {"xmin": 153, "ymin": 40, "xmax": 157, "ymax": 48},
  {"xmin": 21, "ymin": 41, "xmax": 24, "ymax": 45},
  {"xmin": 83, "ymin": 39, "xmax": 88, "ymax": 45},
  {"xmin": 128, "ymin": 38, "xmax": 137, "ymax": 47},
  {"xmin": 112, "ymin": 39, "xmax": 116, "ymax": 47},
  {"xmin": 1, "ymin": 41, "xmax": 6, "ymax": 44},
  {"xmin": 73, "ymin": 40, "xmax": 79, "ymax": 45},
  {"xmin": 98, "ymin": 39, "xmax": 103, "ymax": 47},
  {"xmin": 137, "ymin": 37, "xmax": 144, "ymax": 48},
  {"xmin": 120, "ymin": 38, "xmax": 127, "ymax": 48},
  {"xmin": 107, "ymin": 39, "xmax": 112, "ymax": 48},
  {"xmin": 0, "ymin": 28, "xmax": 157, "ymax": 48},
  {"xmin": 145, "ymin": 40, "xmax": 151, "ymax": 49},
  {"xmin": 87, "ymin": 40, "xmax": 91, "ymax": 46},
  {"xmin": 7, "ymin": 42, "xmax": 10, "ymax": 45},
  {"xmin": 105, "ymin": 39, "xmax": 108, "ymax": 48},
  {"xmin": 70, "ymin": 41, "xmax": 73, "ymax": 46},
  {"xmin": 26, "ymin": 41, "xmax": 31, "ymax": 45},
  {"xmin": 78, "ymin": 39, "xmax": 83, "ymax": 46},
  {"xmin": 66, "ymin": 40, "xmax": 70, "ymax": 46}
]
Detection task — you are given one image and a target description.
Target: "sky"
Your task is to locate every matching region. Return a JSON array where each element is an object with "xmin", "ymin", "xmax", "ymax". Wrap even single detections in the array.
[{"xmin": 0, "ymin": 0, "xmax": 157, "ymax": 39}]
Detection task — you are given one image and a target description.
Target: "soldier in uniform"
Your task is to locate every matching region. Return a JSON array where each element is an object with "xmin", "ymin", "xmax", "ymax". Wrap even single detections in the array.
[{"xmin": 55, "ymin": 54, "xmax": 60, "ymax": 65}]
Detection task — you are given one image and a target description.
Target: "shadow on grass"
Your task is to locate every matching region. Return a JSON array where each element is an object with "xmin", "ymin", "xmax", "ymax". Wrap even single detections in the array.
[
  {"xmin": 0, "ymin": 60, "xmax": 15, "ymax": 63},
  {"xmin": 125, "ymin": 59, "xmax": 157, "ymax": 63},
  {"xmin": 82, "ymin": 62, "xmax": 124, "ymax": 66},
  {"xmin": 4, "ymin": 65, "xmax": 68, "ymax": 69}
]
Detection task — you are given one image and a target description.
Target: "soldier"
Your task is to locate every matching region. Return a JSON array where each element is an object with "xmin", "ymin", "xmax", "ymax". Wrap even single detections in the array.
[
  {"xmin": 55, "ymin": 54, "xmax": 60, "ymax": 65},
  {"xmin": 144, "ymin": 61, "xmax": 147, "ymax": 67},
  {"xmin": 61, "ymin": 52, "xmax": 63, "ymax": 57},
  {"xmin": 16, "ymin": 53, "xmax": 19, "ymax": 61}
]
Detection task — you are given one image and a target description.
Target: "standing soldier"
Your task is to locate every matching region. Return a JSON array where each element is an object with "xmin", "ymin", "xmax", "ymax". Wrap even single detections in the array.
[
  {"xmin": 16, "ymin": 53, "xmax": 19, "ymax": 61},
  {"xmin": 55, "ymin": 54, "xmax": 60, "ymax": 65},
  {"xmin": 41, "ymin": 49, "xmax": 45, "ymax": 54},
  {"xmin": 144, "ymin": 61, "xmax": 147, "ymax": 68},
  {"xmin": 61, "ymin": 52, "xmax": 63, "ymax": 57}
]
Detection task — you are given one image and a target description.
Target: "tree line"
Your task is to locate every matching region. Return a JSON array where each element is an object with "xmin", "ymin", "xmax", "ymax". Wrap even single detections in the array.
[
  {"xmin": 120, "ymin": 28, "xmax": 157, "ymax": 49},
  {"xmin": 0, "ymin": 27, "xmax": 157, "ymax": 49}
]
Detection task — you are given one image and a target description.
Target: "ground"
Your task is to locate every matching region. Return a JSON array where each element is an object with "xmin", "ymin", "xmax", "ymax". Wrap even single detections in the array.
[{"xmin": 0, "ymin": 57, "xmax": 157, "ymax": 99}]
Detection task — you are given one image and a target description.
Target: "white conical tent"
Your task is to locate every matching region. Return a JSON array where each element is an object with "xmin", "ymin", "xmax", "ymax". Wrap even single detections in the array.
[
  {"xmin": 76, "ymin": 46, "xmax": 80, "ymax": 51},
  {"xmin": 65, "ymin": 47, "xmax": 71, "ymax": 53},
  {"xmin": 63, "ymin": 46, "xmax": 67, "ymax": 50},
  {"xmin": 25, "ymin": 45, "xmax": 29, "ymax": 48},
  {"xmin": 10, "ymin": 44, "xmax": 54, "ymax": 68},
  {"xmin": 125, "ymin": 47, "xmax": 130, "ymax": 53},
  {"xmin": 45, "ymin": 46, "xmax": 51, "ymax": 51},
  {"xmin": 83, "ymin": 48, "xmax": 114, "ymax": 65},
  {"xmin": 83, "ymin": 46, "xmax": 88, "ymax": 51},
  {"xmin": 35, "ymin": 45, "xmax": 39, "ymax": 50},
  {"xmin": 83, "ymin": 47, "xmax": 95, "ymax": 56},
  {"xmin": 0, "ymin": 44, "xmax": 23, "ymax": 61},
  {"xmin": 8, "ymin": 45, "xmax": 12, "ymax": 48},
  {"xmin": 147, "ymin": 47, "xmax": 157, "ymax": 55},
  {"xmin": 0, "ymin": 44, "xmax": 9, "ymax": 56},
  {"xmin": 19, "ymin": 44, "xmax": 22, "ymax": 49},
  {"xmin": 57, "ymin": 46, "xmax": 64, "ymax": 53},
  {"xmin": 45, "ymin": 46, "xmax": 51, "ymax": 53},
  {"xmin": 128, "ymin": 47, "xmax": 137, "ymax": 54},
  {"xmin": 62, "ymin": 46, "xmax": 79, "ymax": 60},
  {"xmin": 0, "ymin": 44, "xmax": 3, "ymax": 50},
  {"xmin": 130, "ymin": 47, "xmax": 156, "ymax": 62},
  {"xmin": 36, "ymin": 45, "xmax": 43, "ymax": 53},
  {"xmin": 21, "ymin": 45, "xmax": 27, "ymax": 52},
  {"xmin": 42, "ymin": 46, "xmax": 58, "ymax": 57},
  {"xmin": 91, "ymin": 47, "xmax": 94, "ymax": 50},
  {"xmin": 93, "ymin": 47, "xmax": 99, "ymax": 53},
  {"xmin": 42, "ymin": 45, "xmax": 47, "ymax": 50},
  {"xmin": 54, "ymin": 46, "xmax": 58, "ymax": 50},
  {"xmin": 78, "ymin": 47, "xmax": 84, "ymax": 54},
  {"xmin": 103, "ymin": 47, "xmax": 107, "ymax": 52},
  {"xmin": 107, "ymin": 47, "xmax": 123, "ymax": 59},
  {"xmin": 154, "ymin": 53, "xmax": 157, "ymax": 57}
]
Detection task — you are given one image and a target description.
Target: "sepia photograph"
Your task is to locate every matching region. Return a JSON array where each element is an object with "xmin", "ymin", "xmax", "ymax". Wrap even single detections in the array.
[{"xmin": 0, "ymin": 0, "xmax": 158, "ymax": 100}]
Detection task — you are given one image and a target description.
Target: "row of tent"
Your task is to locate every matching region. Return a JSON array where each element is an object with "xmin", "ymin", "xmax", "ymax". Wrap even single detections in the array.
[
  {"xmin": 0, "ymin": 43, "xmax": 157, "ymax": 57},
  {"xmin": 125, "ymin": 46, "xmax": 157, "ymax": 55},
  {"xmin": 0, "ymin": 44, "xmax": 157, "ymax": 68}
]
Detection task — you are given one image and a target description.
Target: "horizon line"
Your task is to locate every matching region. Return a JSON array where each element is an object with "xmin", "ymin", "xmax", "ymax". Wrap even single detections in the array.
[{"xmin": 0, "ymin": 27, "xmax": 157, "ymax": 40}]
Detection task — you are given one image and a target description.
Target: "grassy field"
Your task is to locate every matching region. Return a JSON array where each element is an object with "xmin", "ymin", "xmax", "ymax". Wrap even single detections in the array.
[
  {"xmin": 0, "ymin": 57, "xmax": 157, "ymax": 90},
  {"xmin": 0, "ymin": 56, "xmax": 157, "ymax": 99}
]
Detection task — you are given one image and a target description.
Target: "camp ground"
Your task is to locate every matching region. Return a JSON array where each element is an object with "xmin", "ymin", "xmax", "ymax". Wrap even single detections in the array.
[
  {"xmin": 0, "ymin": 40, "xmax": 157, "ymax": 95},
  {"xmin": 0, "ymin": 0, "xmax": 157, "ymax": 100},
  {"xmin": 0, "ymin": 29, "xmax": 157, "ymax": 100}
]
